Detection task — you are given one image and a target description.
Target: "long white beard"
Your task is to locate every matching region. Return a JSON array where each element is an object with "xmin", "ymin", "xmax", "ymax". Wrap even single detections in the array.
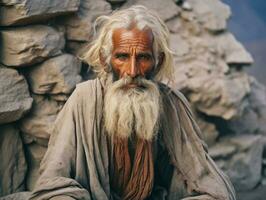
[{"xmin": 104, "ymin": 76, "xmax": 161, "ymax": 141}]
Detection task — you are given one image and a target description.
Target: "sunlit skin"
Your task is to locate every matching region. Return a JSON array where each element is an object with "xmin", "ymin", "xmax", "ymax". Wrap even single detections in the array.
[{"xmin": 110, "ymin": 26, "xmax": 156, "ymax": 87}]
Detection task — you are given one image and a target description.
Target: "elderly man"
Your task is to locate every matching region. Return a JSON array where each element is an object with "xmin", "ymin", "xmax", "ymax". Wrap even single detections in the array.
[{"xmin": 30, "ymin": 6, "xmax": 236, "ymax": 200}]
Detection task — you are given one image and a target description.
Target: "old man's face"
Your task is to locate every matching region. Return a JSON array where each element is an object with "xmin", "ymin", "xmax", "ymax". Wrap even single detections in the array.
[
  {"xmin": 111, "ymin": 27, "xmax": 155, "ymax": 83},
  {"xmin": 104, "ymin": 26, "xmax": 161, "ymax": 141}
]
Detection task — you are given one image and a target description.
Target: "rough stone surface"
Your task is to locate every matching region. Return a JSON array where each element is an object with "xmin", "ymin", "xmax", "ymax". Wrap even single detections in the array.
[
  {"xmin": 172, "ymin": 65, "xmax": 250, "ymax": 120},
  {"xmin": 0, "ymin": 67, "xmax": 33, "ymax": 124},
  {"xmin": 19, "ymin": 95, "xmax": 64, "ymax": 140},
  {"xmin": 25, "ymin": 143, "xmax": 47, "ymax": 191},
  {"xmin": 66, "ymin": 41, "xmax": 90, "ymax": 57},
  {"xmin": 169, "ymin": 33, "xmax": 190, "ymax": 57},
  {"xmin": 212, "ymin": 135, "xmax": 263, "ymax": 191},
  {"xmin": 209, "ymin": 142, "xmax": 237, "ymax": 160},
  {"xmin": 122, "ymin": 0, "xmax": 180, "ymax": 21},
  {"xmin": 248, "ymin": 78, "xmax": 266, "ymax": 133},
  {"xmin": 27, "ymin": 54, "xmax": 82, "ymax": 95},
  {"xmin": 0, "ymin": 0, "xmax": 80, "ymax": 26},
  {"xmin": 167, "ymin": 2, "xmax": 253, "ymax": 123},
  {"xmin": 0, "ymin": 25, "xmax": 65, "ymax": 67},
  {"xmin": 211, "ymin": 32, "xmax": 253, "ymax": 65},
  {"xmin": 226, "ymin": 77, "xmax": 266, "ymax": 135},
  {"xmin": 166, "ymin": 17, "xmax": 183, "ymax": 33},
  {"xmin": 63, "ymin": 0, "xmax": 111, "ymax": 42},
  {"xmin": 196, "ymin": 116, "xmax": 219, "ymax": 146},
  {"xmin": 0, "ymin": 124, "xmax": 27, "ymax": 196},
  {"xmin": 187, "ymin": 0, "xmax": 231, "ymax": 31},
  {"xmin": 237, "ymin": 185, "xmax": 266, "ymax": 200}
]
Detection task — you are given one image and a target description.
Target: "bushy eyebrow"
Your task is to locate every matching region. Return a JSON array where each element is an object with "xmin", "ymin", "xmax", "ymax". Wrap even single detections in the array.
[
  {"xmin": 114, "ymin": 52, "xmax": 130, "ymax": 58},
  {"xmin": 115, "ymin": 52, "xmax": 128, "ymax": 55},
  {"xmin": 137, "ymin": 52, "xmax": 152, "ymax": 57},
  {"xmin": 114, "ymin": 49, "xmax": 152, "ymax": 54},
  {"xmin": 114, "ymin": 52, "xmax": 153, "ymax": 58}
]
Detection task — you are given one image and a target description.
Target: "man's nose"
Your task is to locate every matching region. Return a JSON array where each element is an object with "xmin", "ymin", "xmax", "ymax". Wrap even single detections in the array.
[{"xmin": 128, "ymin": 57, "xmax": 139, "ymax": 78}]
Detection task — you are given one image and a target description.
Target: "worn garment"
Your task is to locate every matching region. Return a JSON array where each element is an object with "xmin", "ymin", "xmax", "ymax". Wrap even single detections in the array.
[
  {"xmin": 110, "ymin": 137, "xmax": 154, "ymax": 200},
  {"xmin": 29, "ymin": 78, "xmax": 236, "ymax": 200}
]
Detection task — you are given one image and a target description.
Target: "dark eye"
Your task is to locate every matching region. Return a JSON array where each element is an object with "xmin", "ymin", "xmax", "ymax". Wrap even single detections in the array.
[
  {"xmin": 137, "ymin": 53, "xmax": 152, "ymax": 60},
  {"xmin": 115, "ymin": 53, "xmax": 129, "ymax": 60}
]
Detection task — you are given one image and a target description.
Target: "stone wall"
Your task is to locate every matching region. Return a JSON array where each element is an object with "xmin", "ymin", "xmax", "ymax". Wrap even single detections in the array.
[{"xmin": 1, "ymin": 0, "xmax": 266, "ymax": 197}]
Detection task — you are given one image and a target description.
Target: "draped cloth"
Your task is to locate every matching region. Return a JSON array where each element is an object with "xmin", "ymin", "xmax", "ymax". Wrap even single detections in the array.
[
  {"xmin": 29, "ymin": 78, "xmax": 236, "ymax": 200},
  {"xmin": 110, "ymin": 137, "xmax": 154, "ymax": 200}
]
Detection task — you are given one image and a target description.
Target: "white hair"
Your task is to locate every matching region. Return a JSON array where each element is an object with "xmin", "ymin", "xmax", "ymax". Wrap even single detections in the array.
[
  {"xmin": 82, "ymin": 5, "xmax": 174, "ymax": 81},
  {"xmin": 104, "ymin": 76, "xmax": 161, "ymax": 140}
]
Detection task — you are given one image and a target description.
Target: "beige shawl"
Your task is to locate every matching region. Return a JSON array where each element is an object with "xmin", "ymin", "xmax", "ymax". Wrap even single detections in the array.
[{"xmin": 29, "ymin": 78, "xmax": 236, "ymax": 200}]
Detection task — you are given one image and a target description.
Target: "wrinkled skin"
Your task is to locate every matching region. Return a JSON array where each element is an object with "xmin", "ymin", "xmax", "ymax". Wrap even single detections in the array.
[{"xmin": 110, "ymin": 26, "xmax": 159, "ymax": 85}]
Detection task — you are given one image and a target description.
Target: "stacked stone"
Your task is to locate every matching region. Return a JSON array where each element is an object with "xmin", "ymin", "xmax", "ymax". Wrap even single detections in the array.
[
  {"xmin": 0, "ymin": 0, "xmax": 111, "ymax": 195},
  {"xmin": 1, "ymin": 0, "xmax": 266, "ymax": 197}
]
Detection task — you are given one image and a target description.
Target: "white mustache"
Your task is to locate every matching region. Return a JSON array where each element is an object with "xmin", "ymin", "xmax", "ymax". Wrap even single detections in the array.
[{"xmin": 112, "ymin": 75, "xmax": 156, "ymax": 92}]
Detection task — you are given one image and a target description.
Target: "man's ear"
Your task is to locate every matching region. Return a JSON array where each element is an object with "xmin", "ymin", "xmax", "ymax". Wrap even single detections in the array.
[
  {"xmin": 158, "ymin": 52, "xmax": 165, "ymax": 68},
  {"xmin": 152, "ymin": 52, "xmax": 165, "ymax": 76}
]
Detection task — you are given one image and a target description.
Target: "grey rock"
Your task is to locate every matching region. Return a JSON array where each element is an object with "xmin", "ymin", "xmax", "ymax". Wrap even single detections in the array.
[
  {"xmin": 25, "ymin": 143, "xmax": 47, "ymax": 191},
  {"xmin": 261, "ymin": 178, "xmax": 266, "ymax": 186},
  {"xmin": 173, "ymin": 68, "xmax": 250, "ymax": 120},
  {"xmin": 170, "ymin": 33, "xmax": 190, "ymax": 57},
  {"xmin": 249, "ymin": 78, "xmax": 266, "ymax": 106},
  {"xmin": 19, "ymin": 95, "xmax": 64, "ymax": 140},
  {"xmin": 166, "ymin": 17, "xmax": 183, "ymax": 33},
  {"xmin": 214, "ymin": 135, "xmax": 263, "ymax": 191},
  {"xmin": 226, "ymin": 77, "xmax": 266, "ymax": 135},
  {"xmin": 209, "ymin": 142, "xmax": 237, "ymax": 159},
  {"xmin": 0, "ymin": 125, "xmax": 27, "ymax": 196},
  {"xmin": 0, "ymin": 67, "xmax": 33, "ymax": 124},
  {"xmin": 192, "ymin": 109, "xmax": 219, "ymax": 146},
  {"xmin": 262, "ymin": 159, "xmax": 266, "ymax": 166},
  {"xmin": 0, "ymin": 25, "xmax": 65, "ymax": 67},
  {"xmin": 196, "ymin": 117, "xmax": 219, "ymax": 146},
  {"xmin": 27, "ymin": 54, "xmax": 82, "ymax": 95},
  {"xmin": 66, "ymin": 41, "xmax": 90, "ymax": 57},
  {"xmin": 187, "ymin": 0, "xmax": 231, "ymax": 31},
  {"xmin": 249, "ymin": 77, "xmax": 266, "ymax": 132},
  {"xmin": 226, "ymin": 107, "xmax": 259, "ymax": 135},
  {"xmin": 63, "ymin": 0, "xmax": 111, "ymax": 42},
  {"xmin": 213, "ymin": 32, "xmax": 253, "ymax": 65},
  {"xmin": 181, "ymin": 1, "xmax": 192, "ymax": 11},
  {"xmin": 0, "ymin": 0, "xmax": 80, "ymax": 26},
  {"xmin": 122, "ymin": 0, "xmax": 180, "ymax": 21}
]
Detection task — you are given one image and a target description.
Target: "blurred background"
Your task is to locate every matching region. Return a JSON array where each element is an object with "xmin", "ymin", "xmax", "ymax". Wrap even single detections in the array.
[
  {"xmin": 224, "ymin": 0, "xmax": 266, "ymax": 85},
  {"xmin": 0, "ymin": 0, "xmax": 266, "ymax": 199}
]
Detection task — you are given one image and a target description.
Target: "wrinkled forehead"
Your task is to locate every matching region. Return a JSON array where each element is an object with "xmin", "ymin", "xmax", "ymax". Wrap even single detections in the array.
[{"xmin": 112, "ymin": 26, "xmax": 154, "ymax": 50}]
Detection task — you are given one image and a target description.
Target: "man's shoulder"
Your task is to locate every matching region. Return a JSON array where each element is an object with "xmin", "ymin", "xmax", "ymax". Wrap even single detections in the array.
[
  {"xmin": 65, "ymin": 78, "xmax": 102, "ymax": 107},
  {"xmin": 72, "ymin": 78, "xmax": 102, "ymax": 97},
  {"xmin": 159, "ymin": 82, "xmax": 187, "ymax": 102},
  {"xmin": 76, "ymin": 78, "xmax": 100, "ymax": 92}
]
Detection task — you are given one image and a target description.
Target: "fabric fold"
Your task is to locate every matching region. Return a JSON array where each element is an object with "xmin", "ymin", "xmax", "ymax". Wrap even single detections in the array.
[{"xmin": 29, "ymin": 78, "xmax": 235, "ymax": 200}]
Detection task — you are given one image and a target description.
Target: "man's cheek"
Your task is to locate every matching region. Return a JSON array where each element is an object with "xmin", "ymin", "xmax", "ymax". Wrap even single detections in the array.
[
  {"xmin": 111, "ymin": 65, "xmax": 121, "ymax": 81},
  {"xmin": 142, "ymin": 65, "xmax": 155, "ymax": 79}
]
